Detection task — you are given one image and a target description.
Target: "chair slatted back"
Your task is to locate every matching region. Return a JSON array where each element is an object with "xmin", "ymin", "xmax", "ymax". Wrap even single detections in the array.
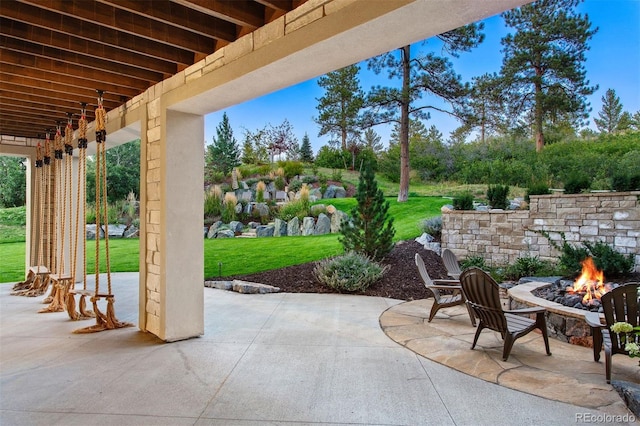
[
  {"xmin": 602, "ymin": 282, "xmax": 640, "ymax": 354},
  {"xmin": 414, "ymin": 253, "xmax": 442, "ymax": 301},
  {"xmin": 460, "ymin": 267, "xmax": 507, "ymax": 332},
  {"xmin": 442, "ymin": 249, "xmax": 462, "ymax": 277}
]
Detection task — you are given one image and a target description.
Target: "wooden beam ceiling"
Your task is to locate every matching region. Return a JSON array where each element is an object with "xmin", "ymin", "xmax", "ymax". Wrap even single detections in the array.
[{"xmin": 0, "ymin": 0, "xmax": 306, "ymax": 140}]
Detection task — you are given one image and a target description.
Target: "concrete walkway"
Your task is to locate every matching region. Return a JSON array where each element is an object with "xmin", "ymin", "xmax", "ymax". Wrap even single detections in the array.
[{"xmin": 1, "ymin": 273, "xmax": 637, "ymax": 425}]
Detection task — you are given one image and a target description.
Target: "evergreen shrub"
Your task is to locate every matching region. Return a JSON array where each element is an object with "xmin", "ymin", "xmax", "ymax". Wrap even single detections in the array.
[
  {"xmin": 487, "ymin": 185, "xmax": 509, "ymax": 209},
  {"xmin": 453, "ymin": 193, "xmax": 474, "ymax": 210},
  {"xmin": 313, "ymin": 252, "xmax": 388, "ymax": 292},
  {"xmin": 564, "ymin": 172, "xmax": 591, "ymax": 194}
]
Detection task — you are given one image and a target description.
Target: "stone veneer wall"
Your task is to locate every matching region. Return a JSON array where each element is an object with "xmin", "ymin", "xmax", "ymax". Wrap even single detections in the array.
[{"xmin": 441, "ymin": 191, "xmax": 640, "ymax": 271}]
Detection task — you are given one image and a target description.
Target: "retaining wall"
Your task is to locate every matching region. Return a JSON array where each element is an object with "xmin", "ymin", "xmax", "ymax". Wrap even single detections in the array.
[{"xmin": 441, "ymin": 191, "xmax": 640, "ymax": 271}]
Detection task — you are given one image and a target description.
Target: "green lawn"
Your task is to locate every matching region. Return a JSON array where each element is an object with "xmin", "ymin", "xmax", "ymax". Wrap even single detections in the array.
[{"xmin": 0, "ymin": 196, "xmax": 447, "ymax": 284}]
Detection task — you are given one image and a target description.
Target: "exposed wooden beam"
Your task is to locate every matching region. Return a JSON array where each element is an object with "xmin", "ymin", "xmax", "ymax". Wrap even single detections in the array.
[{"xmin": 0, "ymin": 99, "xmax": 96, "ymax": 122}]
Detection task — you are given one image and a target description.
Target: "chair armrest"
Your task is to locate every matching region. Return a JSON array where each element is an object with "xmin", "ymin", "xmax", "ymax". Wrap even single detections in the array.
[
  {"xmin": 504, "ymin": 307, "xmax": 546, "ymax": 315},
  {"xmin": 432, "ymin": 279, "xmax": 461, "ymax": 285},
  {"xmin": 584, "ymin": 312, "xmax": 604, "ymax": 329},
  {"xmin": 427, "ymin": 285, "xmax": 463, "ymax": 291}
]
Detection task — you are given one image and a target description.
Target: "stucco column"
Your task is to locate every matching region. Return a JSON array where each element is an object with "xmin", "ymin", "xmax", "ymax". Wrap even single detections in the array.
[{"xmin": 141, "ymin": 97, "xmax": 204, "ymax": 341}]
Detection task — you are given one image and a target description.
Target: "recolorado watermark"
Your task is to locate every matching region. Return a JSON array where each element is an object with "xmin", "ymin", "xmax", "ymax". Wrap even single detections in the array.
[{"xmin": 576, "ymin": 413, "xmax": 636, "ymax": 423}]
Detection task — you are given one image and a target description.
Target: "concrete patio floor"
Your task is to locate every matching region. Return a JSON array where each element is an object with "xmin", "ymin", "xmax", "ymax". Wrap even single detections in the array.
[{"xmin": 1, "ymin": 273, "xmax": 638, "ymax": 425}]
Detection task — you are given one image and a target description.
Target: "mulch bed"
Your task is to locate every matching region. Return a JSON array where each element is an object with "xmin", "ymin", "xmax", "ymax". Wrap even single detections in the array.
[{"xmin": 221, "ymin": 240, "xmax": 446, "ymax": 301}]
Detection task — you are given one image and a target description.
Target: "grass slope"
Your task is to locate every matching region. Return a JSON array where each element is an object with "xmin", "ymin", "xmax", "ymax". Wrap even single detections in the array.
[{"xmin": 0, "ymin": 196, "xmax": 447, "ymax": 283}]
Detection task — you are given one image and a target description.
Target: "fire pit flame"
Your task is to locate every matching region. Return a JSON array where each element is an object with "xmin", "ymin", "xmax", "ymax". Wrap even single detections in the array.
[{"xmin": 567, "ymin": 257, "xmax": 610, "ymax": 305}]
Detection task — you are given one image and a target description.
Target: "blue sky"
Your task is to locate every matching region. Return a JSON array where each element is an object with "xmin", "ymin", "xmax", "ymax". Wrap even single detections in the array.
[{"xmin": 205, "ymin": 0, "xmax": 640, "ymax": 153}]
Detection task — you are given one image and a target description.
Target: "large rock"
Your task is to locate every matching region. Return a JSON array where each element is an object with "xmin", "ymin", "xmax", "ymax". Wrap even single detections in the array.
[
  {"xmin": 273, "ymin": 218, "xmax": 287, "ymax": 237},
  {"xmin": 234, "ymin": 203, "xmax": 243, "ymax": 214},
  {"xmin": 256, "ymin": 225, "xmax": 274, "ymax": 237},
  {"xmin": 253, "ymin": 202, "xmax": 270, "ymax": 218},
  {"xmin": 330, "ymin": 210, "xmax": 348, "ymax": 233},
  {"xmin": 229, "ymin": 221, "xmax": 243, "ymax": 234},
  {"xmin": 106, "ymin": 224, "xmax": 127, "ymax": 238},
  {"xmin": 334, "ymin": 186, "xmax": 347, "ymax": 198},
  {"xmin": 315, "ymin": 213, "xmax": 330, "ymax": 235},
  {"xmin": 216, "ymin": 229, "xmax": 235, "ymax": 238},
  {"xmin": 207, "ymin": 221, "xmax": 223, "ymax": 239},
  {"xmin": 287, "ymin": 217, "xmax": 300, "ymax": 236},
  {"xmin": 86, "ymin": 224, "xmax": 98, "ymax": 240},
  {"xmin": 302, "ymin": 217, "xmax": 315, "ymax": 236},
  {"xmin": 310, "ymin": 188, "xmax": 322, "ymax": 199},
  {"xmin": 323, "ymin": 185, "xmax": 337, "ymax": 199}
]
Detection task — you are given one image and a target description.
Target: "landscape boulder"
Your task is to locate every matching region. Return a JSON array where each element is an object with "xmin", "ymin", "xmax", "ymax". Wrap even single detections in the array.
[
  {"xmin": 287, "ymin": 217, "xmax": 300, "ymax": 236},
  {"xmin": 302, "ymin": 217, "xmax": 315, "ymax": 236},
  {"xmin": 315, "ymin": 213, "xmax": 330, "ymax": 235}
]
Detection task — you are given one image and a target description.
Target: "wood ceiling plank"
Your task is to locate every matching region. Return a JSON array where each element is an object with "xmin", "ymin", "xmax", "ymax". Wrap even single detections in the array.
[
  {"xmin": 1, "ymin": 36, "xmax": 164, "ymax": 83},
  {"xmin": 3, "ymin": 2, "xmax": 195, "ymax": 65},
  {"xmin": 1, "ymin": 50, "xmax": 153, "ymax": 91},
  {"xmin": 170, "ymin": 0, "xmax": 264, "ymax": 29},
  {"xmin": 0, "ymin": 83, "xmax": 123, "ymax": 110},
  {"xmin": 0, "ymin": 99, "xmax": 96, "ymax": 121},
  {"xmin": 18, "ymin": 0, "xmax": 225, "ymax": 52},
  {"xmin": 1, "ymin": 17, "xmax": 177, "ymax": 75},
  {"xmin": 0, "ymin": 69, "xmax": 140, "ymax": 100},
  {"xmin": 99, "ymin": 0, "xmax": 240, "ymax": 39}
]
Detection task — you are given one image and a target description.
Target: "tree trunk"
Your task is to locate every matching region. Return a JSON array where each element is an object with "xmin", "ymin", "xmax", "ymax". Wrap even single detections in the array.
[
  {"xmin": 534, "ymin": 70, "xmax": 545, "ymax": 152},
  {"xmin": 397, "ymin": 45, "xmax": 411, "ymax": 203}
]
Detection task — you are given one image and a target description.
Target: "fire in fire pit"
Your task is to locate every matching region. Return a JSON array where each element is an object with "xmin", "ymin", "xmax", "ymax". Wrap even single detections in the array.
[
  {"xmin": 533, "ymin": 257, "xmax": 618, "ymax": 312},
  {"xmin": 566, "ymin": 257, "xmax": 612, "ymax": 306}
]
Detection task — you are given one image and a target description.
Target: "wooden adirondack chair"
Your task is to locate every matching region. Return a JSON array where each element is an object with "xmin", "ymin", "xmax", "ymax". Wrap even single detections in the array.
[
  {"xmin": 585, "ymin": 282, "xmax": 639, "ymax": 384},
  {"xmin": 414, "ymin": 253, "xmax": 475, "ymax": 326},
  {"xmin": 441, "ymin": 248, "xmax": 462, "ymax": 280},
  {"xmin": 459, "ymin": 267, "xmax": 552, "ymax": 361}
]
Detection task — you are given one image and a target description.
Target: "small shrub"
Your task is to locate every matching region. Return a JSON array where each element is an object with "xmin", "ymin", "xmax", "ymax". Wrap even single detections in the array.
[
  {"xmin": 313, "ymin": 252, "xmax": 389, "ymax": 292},
  {"xmin": 486, "ymin": 184, "xmax": 509, "ymax": 209},
  {"xmin": 318, "ymin": 173, "xmax": 328, "ymax": 185},
  {"xmin": 256, "ymin": 181, "xmax": 266, "ymax": 203},
  {"xmin": 85, "ymin": 203, "xmax": 96, "ymax": 224},
  {"xmin": 299, "ymin": 183, "xmax": 310, "ymax": 215},
  {"xmin": 460, "ymin": 255, "xmax": 486, "ymax": 270},
  {"xmin": 331, "ymin": 169, "xmax": 343, "ymax": 182},
  {"xmin": 222, "ymin": 192, "xmax": 237, "ymax": 223},
  {"xmin": 525, "ymin": 182, "xmax": 550, "ymax": 203},
  {"xmin": 280, "ymin": 161, "xmax": 304, "ymax": 179},
  {"xmin": 209, "ymin": 171, "xmax": 226, "ymax": 184},
  {"xmin": 503, "ymin": 256, "xmax": 557, "ymax": 280},
  {"xmin": 453, "ymin": 192, "xmax": 474, "ymax": 210},
  {"xmin": 278, "ymin": 200, "xmax": 307, "ymax": 222},
  {"xmin": 274, "ymin": 175, "xmax": 286, "ymax": 191},
  {"xmin": 536, "ymin": 230, "xmax": 634, "ymax": 277},
  {"xmin": 257, "ymin": 164, "xmax": 272, "ymax": 176},
  {"xmin": 419, "ymin": 216, "xmax": 442, "ymax": 239},
  {"xmin": 612, "ymin": 171, "xmax": 640, "ymax": 192},
  {"xmin": 302, "ymin": 175, "xmax": 317, "ymax": 184},
  {"xmin": 204, "ymin": 185, "xmax": 223, "ymax": 218},
  {"xmin": 564, "ymin": 172, "xmax": 591, "ymax": 194},
  {"xmin": 311, "ymin": 164, "xmax": 319, "ymax": 176},
  {"xmin": 289, "ymin": 179, "xmax": 303, "ymax": 192},
  {"xmin": 583, "ymin": 241, "xmax": 635, "ymax": 277}
]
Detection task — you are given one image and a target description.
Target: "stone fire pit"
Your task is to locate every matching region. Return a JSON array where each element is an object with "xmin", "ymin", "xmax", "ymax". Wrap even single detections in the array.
[{"xmin": 509, "ymin": 280, "xmax": 602, "ymax": 347}]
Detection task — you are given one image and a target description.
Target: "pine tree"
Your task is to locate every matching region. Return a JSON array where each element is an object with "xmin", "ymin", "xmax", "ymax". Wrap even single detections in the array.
[
  {"xmin": 500, "ymin": 0, "xmax": 597, "ymax": 151},
  {"xmin": 315, "ymin": 64, "xmax": 365, "ymax": 150},
  {"xmin": 594, "ymin": 88, "xmax": 624, "ymax": 134},
  {"xmin": 206, "ymin": 113, "xmax": 239, "ymax": 182},
  {"xmin": 339, "ymin": 163, "xmax": 395, "ymax": 260},
  {"xmin": 366, "ymin": 24, "xmax": 484, "ymax": 202},
  {"xmin": 299, "ymin": 133, "xmax": 314, "ymax": 163}
]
